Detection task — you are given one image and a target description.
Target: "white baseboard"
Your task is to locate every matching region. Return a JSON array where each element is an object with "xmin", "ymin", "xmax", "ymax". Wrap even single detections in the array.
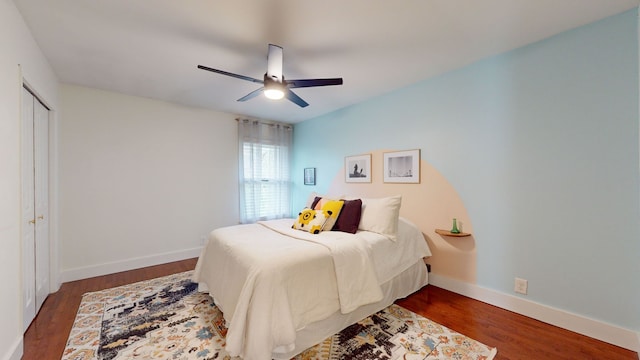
[
  {"xmin": 60, "ymin": 247, "xmax": 202, "ymax": 283},
  {"xmin": 2, "ymin": 337, "xmax": 22, "ymax": 360},
  {"xmin": 428, "ymin": 273, "xmax": 640, "ymax": 354}
]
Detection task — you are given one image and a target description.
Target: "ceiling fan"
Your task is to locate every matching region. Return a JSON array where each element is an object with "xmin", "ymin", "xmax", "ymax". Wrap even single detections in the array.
[{"xmin": 198, "ymin": 44, "xmax": 343, "ymax": 108}]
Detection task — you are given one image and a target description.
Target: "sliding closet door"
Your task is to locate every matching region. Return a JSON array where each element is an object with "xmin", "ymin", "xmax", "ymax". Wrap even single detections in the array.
[
  {"xmin": 21, "ymin": 87, "xmax": 36, "ymax": 331},
  {"xmin": 21, "ymin": 86, "xmax": 50, "ymax": 330},
  {"xmin": 33, "ymin": 97, "xmax": 49, "ymax": 311}
]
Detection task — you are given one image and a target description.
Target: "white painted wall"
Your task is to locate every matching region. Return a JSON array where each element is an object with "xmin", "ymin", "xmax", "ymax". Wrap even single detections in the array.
[
  {"xmin": 0, "ymin": 1, "xmax": 59, "ymax": 359},
  {"xmin": 59, "ymin": 85, "xmax": 239, "ymax": 281}
]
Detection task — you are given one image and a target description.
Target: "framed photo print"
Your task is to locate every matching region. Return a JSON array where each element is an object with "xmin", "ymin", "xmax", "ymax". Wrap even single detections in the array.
[
  {"xmin": 345, "ymin": 154, "xmax": 371, "ymax": 183},
  {"xmin": 304, "ymin": 167, "xmax": 316, "ymax": 185},
  {"xmin": 383, "ymin": 149, "xmax": 420, "ymax": 183}
]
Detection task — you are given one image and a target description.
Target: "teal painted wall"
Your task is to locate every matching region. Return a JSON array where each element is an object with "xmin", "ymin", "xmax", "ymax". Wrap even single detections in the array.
[{"xmin": 293, "ymin": 10, "xmax": 639, "ymax": 331}]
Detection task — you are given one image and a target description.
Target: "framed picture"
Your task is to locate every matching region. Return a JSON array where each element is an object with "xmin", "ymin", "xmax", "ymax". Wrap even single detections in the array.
[
  {"xmin": 304, "ymin": 167, "xmax": 316, "ymax": 185},
  {"xmin": 345, "ymin": 154, "xmax": 371, "ymax": 183},
  {"xmin": 383, "ymin": 149, "xmax": 420, "ymax": 183}
]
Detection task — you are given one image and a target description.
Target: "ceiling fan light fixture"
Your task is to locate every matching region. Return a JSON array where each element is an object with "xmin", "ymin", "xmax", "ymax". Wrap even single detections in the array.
[{"xmin": 264, "ymin": 87, "xmax": 285, "ymax": 100}]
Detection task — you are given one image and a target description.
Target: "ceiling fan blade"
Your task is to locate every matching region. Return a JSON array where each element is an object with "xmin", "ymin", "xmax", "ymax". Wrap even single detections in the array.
[
  {"xmin": 197, "ymin": 65, "xmax": 263, "ymax": 84},
  {"xmin": 266, "ymin": 44, "xmax": 283, "ymax": 81},
  {"xmin": 237, "ymin": 87, "xmax": 264, "ymax": 102},
  {"xmin": 286, "ymin": 78, "xmax": 343, "ymax": 89},
  {"xmin": 285, "ymin": 89, "xmax": 309, "ymax": 108}
]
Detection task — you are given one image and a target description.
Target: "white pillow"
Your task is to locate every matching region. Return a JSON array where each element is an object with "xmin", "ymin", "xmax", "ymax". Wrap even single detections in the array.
[{"xmin": 358, "ymin": 195, "xmax": 402, "ymax": 241}]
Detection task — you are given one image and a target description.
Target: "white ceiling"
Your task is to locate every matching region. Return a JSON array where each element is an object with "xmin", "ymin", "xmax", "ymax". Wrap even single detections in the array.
[{"xmin": 14, "ymin": 0, "xmax": 639, "ymax": 123}]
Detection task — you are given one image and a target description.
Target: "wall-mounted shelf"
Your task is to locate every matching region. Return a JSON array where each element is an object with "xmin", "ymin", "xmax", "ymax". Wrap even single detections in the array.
[{"xmin": 435, "ymin": 229, "xmax": 471, "ymax": 237}]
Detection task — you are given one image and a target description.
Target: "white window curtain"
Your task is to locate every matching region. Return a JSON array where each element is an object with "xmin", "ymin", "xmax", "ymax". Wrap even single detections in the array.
[{"xmin": 238, "ymin": 119, "xmax": 292, "ymax": 223}]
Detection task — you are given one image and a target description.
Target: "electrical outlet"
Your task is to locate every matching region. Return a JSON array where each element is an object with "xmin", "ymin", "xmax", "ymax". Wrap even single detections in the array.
[{"xmin": 515, "ymin": 277, "xmax": 528, "ymax": 295}]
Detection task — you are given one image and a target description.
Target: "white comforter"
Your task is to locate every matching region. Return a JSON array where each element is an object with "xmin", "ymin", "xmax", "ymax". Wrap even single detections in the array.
[{"xmin": 192, "ymin": 217, "xmax": 431, "ymax": 360}]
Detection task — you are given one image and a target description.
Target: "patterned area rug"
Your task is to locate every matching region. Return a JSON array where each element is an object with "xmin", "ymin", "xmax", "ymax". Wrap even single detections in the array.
[{"xmin": 63, "ymin": 271, "xmax": 497, "ymax": 360}]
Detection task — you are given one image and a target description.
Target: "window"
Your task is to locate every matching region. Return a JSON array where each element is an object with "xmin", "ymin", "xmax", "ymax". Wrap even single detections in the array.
[{"xmin": 238, "ymin": 120, "xmax": 292, "ymax": 223}]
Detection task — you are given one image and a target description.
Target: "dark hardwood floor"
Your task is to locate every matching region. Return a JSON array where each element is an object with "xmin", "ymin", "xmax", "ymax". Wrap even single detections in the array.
[
  {"xmin": 24, "ymin": 258, "xmax": 637, "ymax": 360},
  {"xmin": 397, "ymin": 288, "xmax": 638, "ymax": 360}
]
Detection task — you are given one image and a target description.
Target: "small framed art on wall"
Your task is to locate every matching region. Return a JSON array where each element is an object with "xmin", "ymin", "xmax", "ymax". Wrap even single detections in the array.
[
  {"xmin": 383, "ymin": 149, "xmax": 420, "ymax": 183},
  {"xmin": 304, "ymin": 167, "xmax": 316, "ymax": 185},
  {"xmin": 345, "ymin": 154, "xmax": 371, "ymax": 183}
]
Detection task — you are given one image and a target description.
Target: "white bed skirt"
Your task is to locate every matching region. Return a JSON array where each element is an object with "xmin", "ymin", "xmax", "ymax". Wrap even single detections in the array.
[{"xmin": 272, "ymin": 260, "xmax": 429, "ymax": 359}]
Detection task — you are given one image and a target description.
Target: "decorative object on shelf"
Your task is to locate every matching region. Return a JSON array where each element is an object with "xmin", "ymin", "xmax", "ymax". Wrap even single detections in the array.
[
  {"xmin": 304, "ymin": 167, "xmax": 316, "ymax": 185},
  {"xmin": 383, "ymin": 149, "xmax": 420, "ymax": 183},
  {"xmin": 345, "ymin": 154, "xmax": 372, "ymax": 183},
  {"xmin": 435, "ymin": 229, "xmax": 471, "ymax": 237},
  {"xmin": 450, "ymin": 218, "xmax": 460, "ymax": 234}
]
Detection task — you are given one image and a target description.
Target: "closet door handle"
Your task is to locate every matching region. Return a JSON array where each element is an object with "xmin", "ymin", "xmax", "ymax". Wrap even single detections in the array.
[
  {"xmin": 37, "ymin": 215, "xmax": 44, "ymax": 220},
  {"xmin": 29, "ymin": 219, "xmax": 36, "ymax": 224}
]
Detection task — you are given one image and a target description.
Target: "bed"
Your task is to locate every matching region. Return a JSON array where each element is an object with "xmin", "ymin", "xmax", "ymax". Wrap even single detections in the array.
[{"xmin": 192, "ymin": 195, "xmax": 432, "ymax": 360}]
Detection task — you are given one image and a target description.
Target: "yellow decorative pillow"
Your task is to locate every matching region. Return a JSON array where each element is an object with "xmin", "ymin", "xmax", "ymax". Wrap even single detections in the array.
[
  {"xmin": 313, "ymin": 198, "xmax": 345, "ymax": 231},
  {"xmin": 292, "ymin": 208, "xmax": 328, "ymax": 234}
]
